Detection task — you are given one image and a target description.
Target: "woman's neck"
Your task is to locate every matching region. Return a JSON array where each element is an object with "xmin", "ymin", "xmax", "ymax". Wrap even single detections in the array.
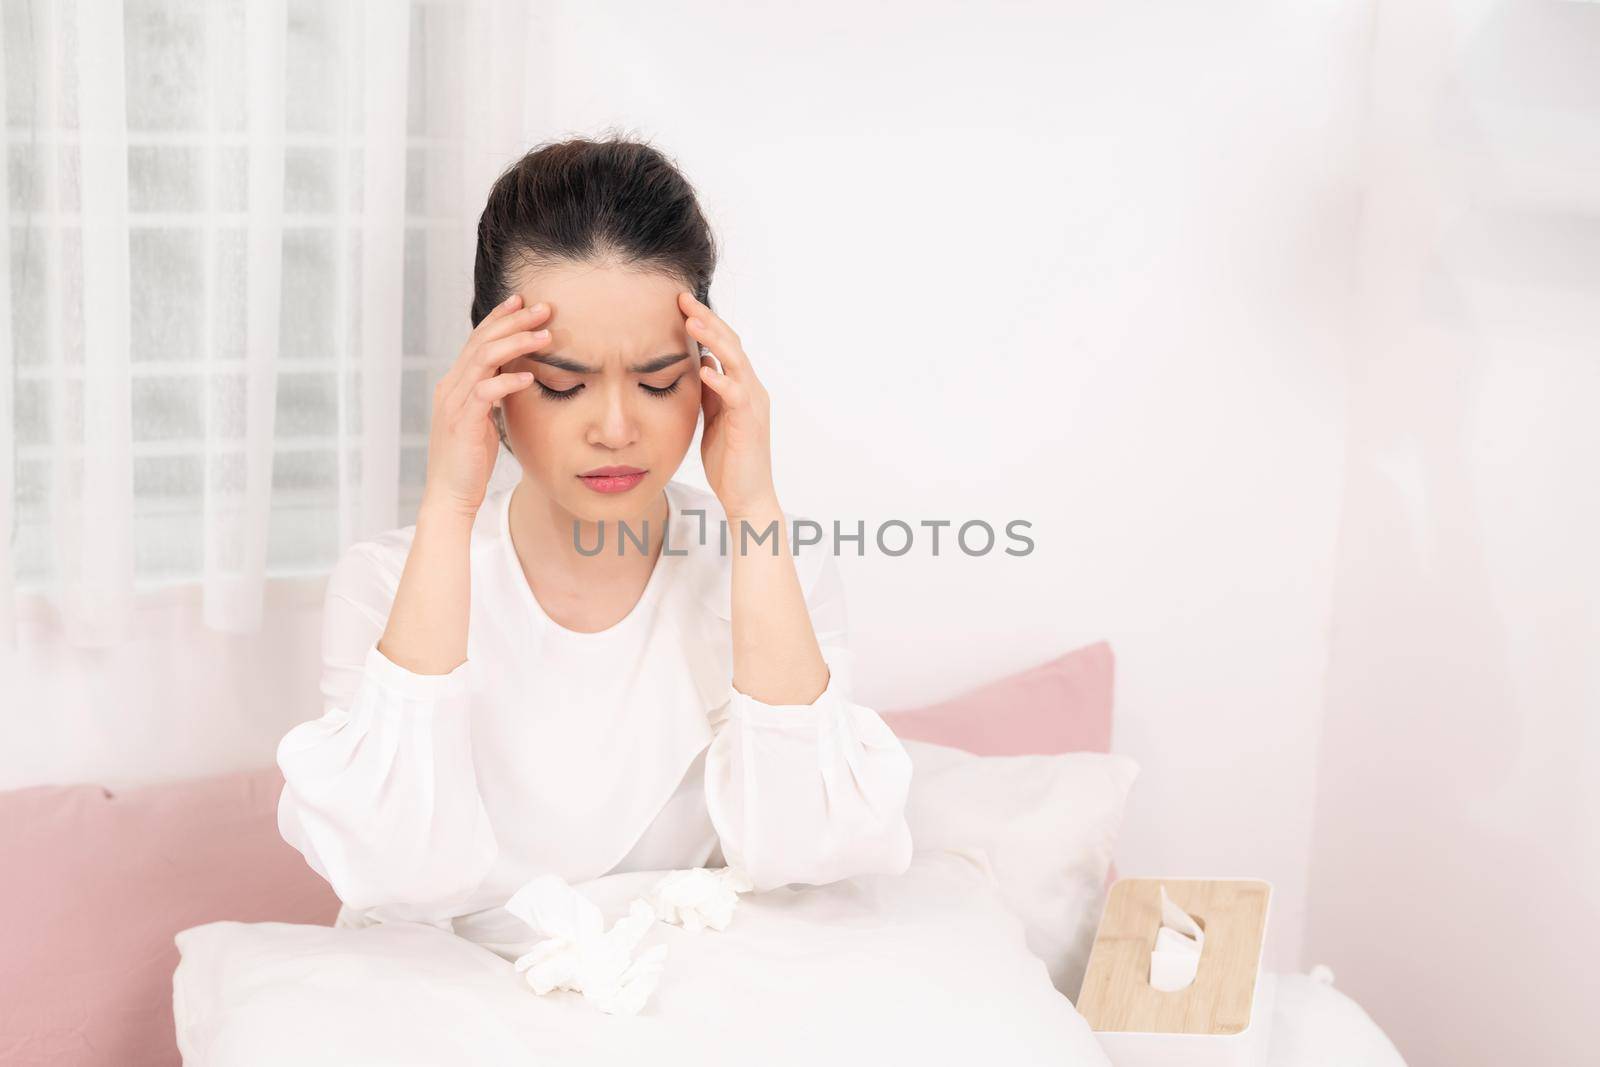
[{"xmin": 507, "ymin": 478, "xmax": 670, "ymax": 581}]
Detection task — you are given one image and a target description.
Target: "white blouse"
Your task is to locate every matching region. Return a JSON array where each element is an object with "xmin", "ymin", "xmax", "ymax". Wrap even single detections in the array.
[{"xmin": 275, "ymin": 478, "xmax": 914, "ymax": 935}]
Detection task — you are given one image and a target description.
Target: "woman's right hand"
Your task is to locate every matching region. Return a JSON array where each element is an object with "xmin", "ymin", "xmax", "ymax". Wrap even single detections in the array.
[{"xmin": 421, "ymin": 293, "xmax": 553, "ymax": 519}]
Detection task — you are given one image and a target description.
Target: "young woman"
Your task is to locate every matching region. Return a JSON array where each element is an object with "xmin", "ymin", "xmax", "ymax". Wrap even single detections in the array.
[{"xmin": 275, "ymin": 136, "xmax": 914, "ymax": 937}]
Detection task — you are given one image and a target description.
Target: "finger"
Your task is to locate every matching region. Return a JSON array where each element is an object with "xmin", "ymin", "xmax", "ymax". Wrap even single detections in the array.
[
  {"xmin": 687, "ymin": 316, "xmax": 753, "ymax": 384},
  {"xmin": 443, "ymin": 301, "xmax": 551, "ymax": 396},
  {"xmin": 698, "ymin": 360, "xmax": 747, "ymax": 408},
  {"xmin": 679, "ymin": 292, "xmax": 751, "ymax": 380},
  {"xmin": 680, "ymin": 298, "xmax": 739, "ymax": 364},
  {"xmin": 464, "ymin": 371, "xmax": 536, "ymax": 423},
  {"xmin": 479, "ymin": 291, "xmax": 523, "ymax": 336},
  {"xmin": 449, "ymin": 328, "xmax": 552, "ymax": 412},
  {"xmin": 475, "ymin": 300, "xmax": 551, "ymax": 350},
  {"xmin": 441, "ymin": 300, "xmax": 552, "ymax": 399},
  {"xmin": 441, "ymin": 292, "xmax": 521, "ymax": 397},
  {"xmin": 693, "ymin": 329, "xmax": 767, "ymax": 414},
  {"xmin": 451, "ymin": 329, "xmax": 550, "ymax": 415}
]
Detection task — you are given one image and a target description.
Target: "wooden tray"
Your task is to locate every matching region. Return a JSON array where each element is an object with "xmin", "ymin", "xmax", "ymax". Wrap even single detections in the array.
[{"xmin": 1078, "ymin": 878, "xmax": 1271, "ymax": 1036}]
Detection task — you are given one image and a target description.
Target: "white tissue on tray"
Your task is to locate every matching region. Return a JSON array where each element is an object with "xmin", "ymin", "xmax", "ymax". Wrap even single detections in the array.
[
  {"xmin": 1149, "ymin": 884, "xmax": 1204, "ymax": 992},
  {"xmin": 503, "ymin": 865, "xmax": 755, "ymax": 1015}
]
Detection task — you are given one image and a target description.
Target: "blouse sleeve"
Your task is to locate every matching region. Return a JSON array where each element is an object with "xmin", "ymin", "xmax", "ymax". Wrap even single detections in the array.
[
  {"xmin": 274, "ymin": 541, "xmax": 499, "ymax": 926},
  {"xmin": 702, "ymin": 549, "xmax": 915, "ymax": 892}
]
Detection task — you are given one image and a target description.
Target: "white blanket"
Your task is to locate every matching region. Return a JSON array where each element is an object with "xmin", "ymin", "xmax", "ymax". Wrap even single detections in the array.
[{"xmin": 174, "ymin": 849, "xmax": 1112, "ymax": 1066}]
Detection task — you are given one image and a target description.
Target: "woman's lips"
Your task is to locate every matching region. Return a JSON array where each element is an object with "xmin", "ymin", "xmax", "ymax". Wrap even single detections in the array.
[{"xmin": 578, "ymin": 467, "xmax": 646, "ymax": 494}]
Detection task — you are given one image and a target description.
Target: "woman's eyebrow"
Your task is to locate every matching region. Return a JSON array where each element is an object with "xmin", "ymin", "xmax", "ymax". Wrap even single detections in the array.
[
  {"xmin": 528, "ymin": 352, "xmax": 690, "ymax": 374},
  {"xmin": 631, "ymin": 351, "xmax": 691, "ymax": 374}
]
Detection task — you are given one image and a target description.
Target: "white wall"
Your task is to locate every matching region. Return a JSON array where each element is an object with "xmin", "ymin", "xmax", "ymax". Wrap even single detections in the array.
[
  {"xmin": 7, "ymin": 0, "xmax": 1371, "ymax": 983},
  {"xmin": 528, "ymin": 0, "xmax": 1373, "ymax": 972},
  {"xmin": 1304, "ymin": 3, "xmax": 1600, "ymax": 1065}
]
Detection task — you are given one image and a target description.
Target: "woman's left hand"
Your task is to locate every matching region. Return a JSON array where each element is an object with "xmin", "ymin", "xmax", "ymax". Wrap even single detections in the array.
[{"xmin": 680, "ymin": 292, "xmax": 779, "ymax": 520}]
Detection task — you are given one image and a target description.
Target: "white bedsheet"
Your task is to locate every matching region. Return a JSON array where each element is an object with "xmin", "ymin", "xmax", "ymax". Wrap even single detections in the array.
[{"xmin": 174, "ymin": 849, "xmax": 1112, "ymax": 1066}]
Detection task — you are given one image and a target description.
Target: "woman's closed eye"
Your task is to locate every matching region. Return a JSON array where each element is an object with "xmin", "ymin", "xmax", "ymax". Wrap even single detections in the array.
[
  {"xmin": 534, "ymin": 376, "xmax": 684, "ymax": 401},
  {"xmin": 534, "ymin": 380, "xmax": 583, "ymax": 401},
  {"xmin": 640, "ymin": 376, "xmax": 683, "ymax": 397}
]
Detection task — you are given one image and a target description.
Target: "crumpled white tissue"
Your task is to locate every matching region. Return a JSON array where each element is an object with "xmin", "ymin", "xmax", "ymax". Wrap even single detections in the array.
[
  {"xmin": 502, "ymin": 865, "xmax": 755, "ymax": 1016},
  {"xmin": 504, "ymin": 875, "xmax": 669, "ymax": 1016},
  {"xmin": 1149, "ymin": 884, "xmax": 1205, "ymax": 992},
  {"xmin": 646, "ymin": 864, "xmax": 754, "ymax": 933}
]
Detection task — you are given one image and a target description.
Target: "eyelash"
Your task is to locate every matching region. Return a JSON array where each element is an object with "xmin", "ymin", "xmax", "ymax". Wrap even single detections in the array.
[{"xmin": 535, "ymin": 378, "xmax": 683, "ymax": 402}]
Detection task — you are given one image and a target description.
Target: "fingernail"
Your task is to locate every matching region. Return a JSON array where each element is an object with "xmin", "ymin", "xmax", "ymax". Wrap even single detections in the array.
[
  {"xmin": 688, "ymin": 317, "xmax": 704, "ymax": 330},
  {"xmin": 504, "ymin": 293, "xmax": 521, "ymax": 307}
]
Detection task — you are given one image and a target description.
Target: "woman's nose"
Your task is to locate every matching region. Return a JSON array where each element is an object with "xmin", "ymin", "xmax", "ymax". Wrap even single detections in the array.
[{"xmin": 587, "ymin": 382, "xmax": 639, "ymax": 449}]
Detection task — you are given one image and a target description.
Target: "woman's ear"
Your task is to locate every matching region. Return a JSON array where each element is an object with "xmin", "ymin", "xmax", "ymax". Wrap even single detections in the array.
[{"xmin": 491, "ymin": 405, "xmax": 512, "ymax": 454}]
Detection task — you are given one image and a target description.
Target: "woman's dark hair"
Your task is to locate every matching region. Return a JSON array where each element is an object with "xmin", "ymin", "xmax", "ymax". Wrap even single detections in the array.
[{"xmin": 472, "ymin": 133, "xmax": 718, "ymax": 451}]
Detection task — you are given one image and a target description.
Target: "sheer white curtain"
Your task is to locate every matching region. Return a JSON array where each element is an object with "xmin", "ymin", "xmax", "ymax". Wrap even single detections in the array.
[
  {"xmin": 2, "ymin": 0, "xmax": 542, "ymax": 646},
  {"xmin": 1304, "ymin": 2, "xmax": 1600, "ymax": 1065}
]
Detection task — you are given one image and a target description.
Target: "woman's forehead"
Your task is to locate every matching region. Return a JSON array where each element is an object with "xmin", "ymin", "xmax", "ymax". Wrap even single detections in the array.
[{"xmin": 515, "ymin": 262, "xmax": 689, "ymax": 364}]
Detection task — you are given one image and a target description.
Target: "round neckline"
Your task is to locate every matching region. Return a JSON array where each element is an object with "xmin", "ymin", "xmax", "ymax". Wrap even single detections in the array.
[{"xmin": 500, "ymin": 479, "xmax": 685, "ymax": 640}]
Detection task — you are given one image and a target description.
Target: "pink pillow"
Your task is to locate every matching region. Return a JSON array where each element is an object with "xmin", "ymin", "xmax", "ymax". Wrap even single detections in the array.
[
  {"xmin": 0, "ymin": 767, "xmax": 340, "ymax": 1067},
  {"xmin": 879, "ymin": 641, "xmax": 1114, "ymax": 756}
]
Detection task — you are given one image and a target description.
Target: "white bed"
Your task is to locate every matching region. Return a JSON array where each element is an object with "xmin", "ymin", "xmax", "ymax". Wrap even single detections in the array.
[
  {"xmin": 173, "ymin": 853, "xmax": 1401, "ymax": 1067},
  {"xmin": 172, "ymin": 739, "xmax": 1405, "ymax": 1065}
]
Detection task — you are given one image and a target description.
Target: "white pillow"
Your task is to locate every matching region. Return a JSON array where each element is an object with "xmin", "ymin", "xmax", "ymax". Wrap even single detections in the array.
[
  {"xmin": 1263, "ymin": 971, "xmax": 1408, "ymax": 1067},
  {"xmin": 901, "ymin": 739, "xmax": 1139, "ymax": 1000},
  {"xmin": 173, "ymin": 850, "xmax": 1111, "ymax": 1067}
]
